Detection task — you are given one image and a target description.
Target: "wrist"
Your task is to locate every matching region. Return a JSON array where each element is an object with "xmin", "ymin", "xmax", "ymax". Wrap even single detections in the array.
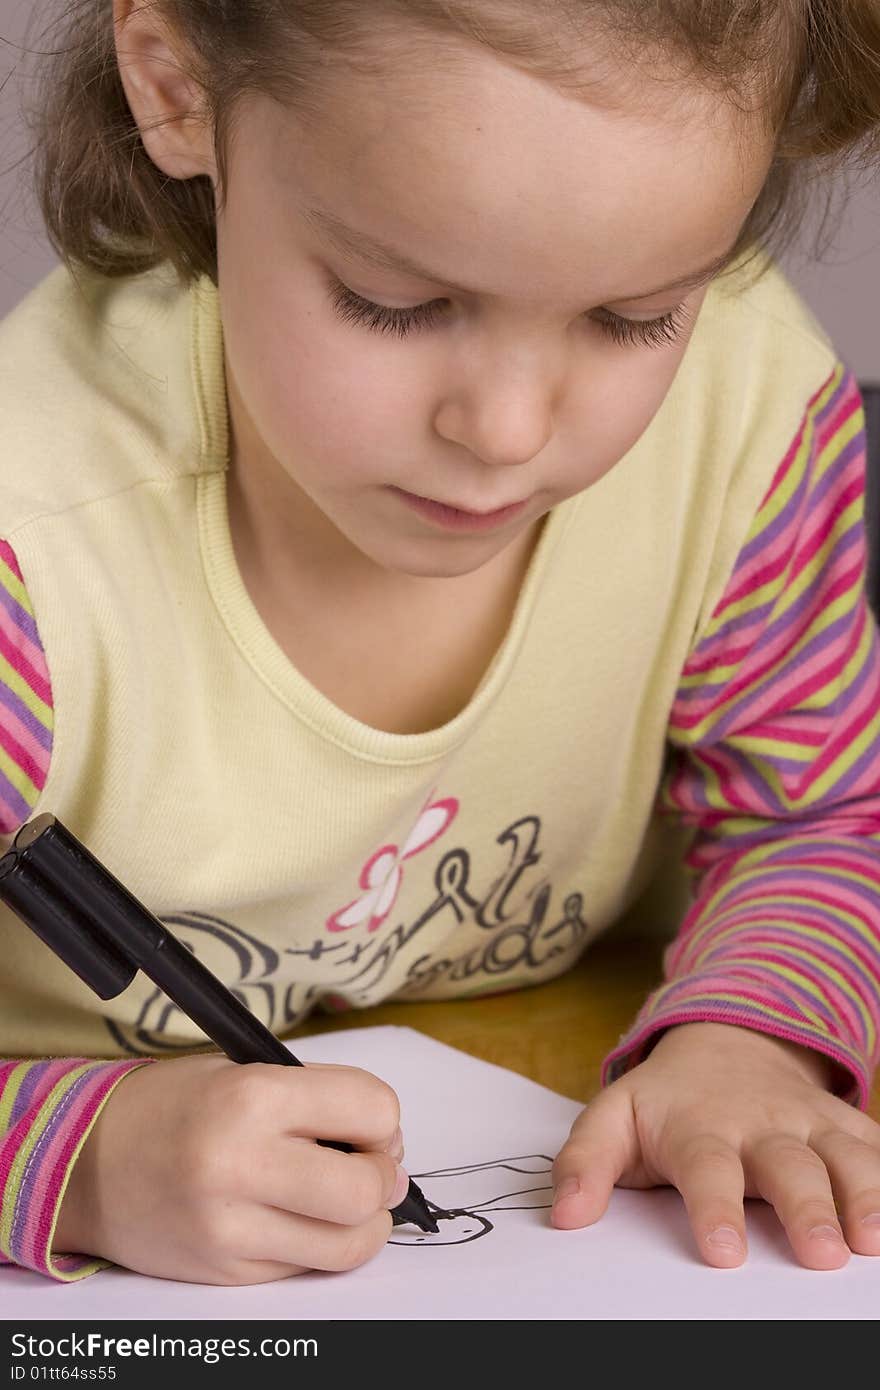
[
  {"xmin": 649, "ymin": 1021, "xmax": 840, "ymax": 1092},
  {"xmin": 52, "ymin": 1124, "xmax": 103, "ymax": 1259}
]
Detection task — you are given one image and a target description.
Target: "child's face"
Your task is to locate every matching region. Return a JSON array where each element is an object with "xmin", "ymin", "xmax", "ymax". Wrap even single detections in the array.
[{"xmin": 211, "ymin": 38, "xmax": 774, "ymax": 579}]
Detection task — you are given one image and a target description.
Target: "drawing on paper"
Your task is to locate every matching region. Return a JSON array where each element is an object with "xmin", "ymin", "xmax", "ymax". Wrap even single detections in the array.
[{"xmin": 390, "ymin": 1154, "xmax": 553, "ymax": 1245}]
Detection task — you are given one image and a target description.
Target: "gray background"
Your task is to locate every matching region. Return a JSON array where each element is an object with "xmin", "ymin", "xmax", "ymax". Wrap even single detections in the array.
[{"xmin": 2, "ymin": 0, "xmax": 879, "ymax": 379}]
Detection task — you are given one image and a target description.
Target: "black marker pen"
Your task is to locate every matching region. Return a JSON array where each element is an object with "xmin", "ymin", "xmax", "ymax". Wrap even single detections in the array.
[{"xmin": 0, "ymin": 813, "xmax": 438, "ymax": 1234}]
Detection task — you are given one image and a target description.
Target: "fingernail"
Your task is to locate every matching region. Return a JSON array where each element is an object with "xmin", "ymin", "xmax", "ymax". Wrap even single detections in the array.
[
  {"xmin": 808, "ymin": 1224, "xmax": 845, "ymax": 1244},
  {"xmin": 390, "ymin": 1166, "xmax": 409, "ymax": 1209},
  {"xmin": 706, "ymin": 1225, "xmax": 743, "ymax": 1253},
  {"xmin": 860, "ymin": 1213, "xmax": 880, "ymax": 1229},
  {"xmin": 553, "ymin": 1177, "xmax": 580, "ymax": 1207}
]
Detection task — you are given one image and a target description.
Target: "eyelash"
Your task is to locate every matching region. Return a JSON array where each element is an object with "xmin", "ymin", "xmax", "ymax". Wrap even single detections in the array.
[{"xmin": 327, "ymin": 279, "xmax": 692, "ymax": 349}]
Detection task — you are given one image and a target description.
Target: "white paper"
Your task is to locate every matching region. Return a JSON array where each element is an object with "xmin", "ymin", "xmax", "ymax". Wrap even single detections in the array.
[{"xmin": 2, "ymin": 1026, "xmax": 878, "ymax": 1319}]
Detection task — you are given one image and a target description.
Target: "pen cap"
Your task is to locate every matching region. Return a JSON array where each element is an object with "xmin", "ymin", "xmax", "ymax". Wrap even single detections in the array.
[
  {"xmin": 14, "ymin": 813, "xmax": 164, "ymax": 963},
  {"xmin": 15, "ymin": 813, "xmax": 295, "ymax": 1064},
  {"xmin": 0, "ymin": 851, "xmax": 138, "ymax": 1000}
]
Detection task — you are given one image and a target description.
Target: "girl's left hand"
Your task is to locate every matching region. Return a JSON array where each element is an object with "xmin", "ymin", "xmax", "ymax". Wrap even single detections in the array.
[{"xmin": 551, "ymin": 1020, "xmax": 880, "ymax": 1268}]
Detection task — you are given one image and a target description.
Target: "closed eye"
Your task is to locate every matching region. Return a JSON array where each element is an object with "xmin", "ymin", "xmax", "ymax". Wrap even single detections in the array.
[{"xmin": 327, "ymin": 278, "xmax": 693, "ymax": 349}]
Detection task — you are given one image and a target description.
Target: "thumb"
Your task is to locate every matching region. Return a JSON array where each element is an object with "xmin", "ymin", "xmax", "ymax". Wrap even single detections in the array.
[{"xmin": 551, "ymin": 1085, "xmax": 636, "ymax": 1230}]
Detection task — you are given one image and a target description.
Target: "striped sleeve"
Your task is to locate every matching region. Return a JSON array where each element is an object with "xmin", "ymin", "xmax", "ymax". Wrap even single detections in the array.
[
  {"xmin": 603, "ymin": 363, "xmax": 880, "ymax": 1105},
  {"xmin": 0, "ymin": 538, "xmax": 53, "ymax": 834},
  {"xmin": 0, "ymin": 1058, "xmax": 153, "ymax": 1280}
]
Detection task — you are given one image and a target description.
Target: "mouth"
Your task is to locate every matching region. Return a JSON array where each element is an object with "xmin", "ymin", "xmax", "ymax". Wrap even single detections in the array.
[{"xmin": 390, "ymin": 486, "xmax": 530, "ymax": 532}]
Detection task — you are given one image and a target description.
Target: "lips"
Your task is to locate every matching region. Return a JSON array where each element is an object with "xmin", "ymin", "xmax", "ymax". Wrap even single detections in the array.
[{"xmin": 390, "ymin": 487, "xmax": 530, "ymax": 533}]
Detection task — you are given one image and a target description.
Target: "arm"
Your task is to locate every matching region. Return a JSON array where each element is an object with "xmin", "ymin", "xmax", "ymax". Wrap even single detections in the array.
[
  {"xmin": 551, "ymin": 364, "xmax": 880, "ymax": 1269},
  {"xmin": 603, "ymin": 362, "xmax": 880, "ymax": 1101},
  {"xmin": 0, "ymin": 538, "xmax": 155, "ymax": 1281},
  {"xmin": 1, "ymin": 1058, "xmax": 153, "ymax": 1280}
]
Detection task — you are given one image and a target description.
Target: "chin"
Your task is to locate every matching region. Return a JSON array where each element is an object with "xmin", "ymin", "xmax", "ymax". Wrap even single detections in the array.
[{"xmin": 376, "ymin": 539, "xmax": 506, "ymax": 580}]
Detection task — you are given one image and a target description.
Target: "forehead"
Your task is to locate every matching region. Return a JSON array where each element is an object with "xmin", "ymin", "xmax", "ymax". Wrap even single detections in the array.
[{"xmin": 249, "ymin": 37, "xmax": 774, "ymax": 305}]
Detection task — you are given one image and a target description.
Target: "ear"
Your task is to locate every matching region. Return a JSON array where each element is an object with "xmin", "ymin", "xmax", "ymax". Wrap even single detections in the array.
[{"xmin": 112, "ymin": 0, "xmax": 216, "ymax": 182}]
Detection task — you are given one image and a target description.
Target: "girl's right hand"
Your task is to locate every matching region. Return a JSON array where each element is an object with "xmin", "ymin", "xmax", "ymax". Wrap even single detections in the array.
[{"xmin": 52, "ymin": 1054, "xmax": 408, "ymax": 1284}]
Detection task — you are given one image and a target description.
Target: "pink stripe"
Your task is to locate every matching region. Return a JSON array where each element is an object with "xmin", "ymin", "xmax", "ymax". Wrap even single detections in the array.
[
  {"xmin": 0, "ymin": 1062, "xmax": 75, "ymax": 1197},
  {"xmin": 678, "ymin": 561, "xmax": 856, "ymax": 717},
  {"xmin": 602, "ymin": 1009, "xmax": 869, "ymax": 1106},
  {"xmin": 24, "ymin": 1065, "xmax": 146, "ymax": 1271},
  {"xmin": 670, "ymin": 572, "xmax": 861, "ymax": 723},
  {"xmin": 813, "ymin": 382, "xmax": 860, "ymax": 451},
  {"xmin": 0, "ymin": 543, "xmax": 23, "ymax": 583},
  {"xmin": 0, "ymin": 599, "xmax": 50, "ymax": 687},
  {"xmin": 682, "ymin": 582, "xmax": 864, "ymax": 730},
  {"xmin": 0, "ymin": 624, "xmax": 52, "ymax": 706},
  {"xmin": 692, "ymin": 904, "xmax": 879, "ymax": 964},
  {"xmin": 707, "ymin": 882, "xmax": 880, "ymax": 935},
  {"xmin": 717, "ymin": 950, "xmax": 866, "ymax": 1040},
  {"xmin": 0, "ymin": 700, "xmax": 51, "ymax": 772},
  {"xmin": 790, "ymin": 475, "xmax": 864, "ymax": 584},
  {"xmin": 684, "ymin": 915, "xmax": 880, "ymax": 1013},
  {"xmin": 0, "ymin": 718, "xmax": 48, "ymax": 790},
  {"xmin": 799, "ymin": 669, "xmax": 880, "ymax": 795}
]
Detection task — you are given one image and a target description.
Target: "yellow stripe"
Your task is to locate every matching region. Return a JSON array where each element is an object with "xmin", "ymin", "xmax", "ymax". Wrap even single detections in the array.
[
  {"xmin": 0, "ymin": 1062, "xmax": 31, "ymax": 1135},
  {"xmin": 694, "ymin": 366, "xmax": 857, "ymax": 644},
  {"xmin": 0, "ymin": 553, "xmax": 36, "ymax": 619},
  {"xmin": 811, "ymin": 398, "xmax": 863, "ymax": 487},
  {"xmin": 647, "ymin": 989, "xmax": 832, "ymax": 1036},
  {"xmin": 0, "ymin": 1065, "xmax": 92, "ymax": 1252},
  {"xmin": 688, "ymin": 893, "xmax": 880, "ymax": 968},
  {"xmin": 805, "ymin": 703, "xmax": 880, "ymax": 804},
  {"xmin": 675, "ymin": 581, "xmax": 861, "ymax": 742},
  {"xmin": 0, "ymin": 651, "xmax": 53, "ymax": 730},
  {"xmin": 0, "ymin": 744, "xmax": 40, "ymax": 805}
]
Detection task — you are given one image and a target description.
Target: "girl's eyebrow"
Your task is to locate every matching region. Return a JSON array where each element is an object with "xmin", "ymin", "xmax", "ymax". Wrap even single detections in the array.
[{"xmin": 302, "ymin": 202, "xmax": 740, "ymax": 301}]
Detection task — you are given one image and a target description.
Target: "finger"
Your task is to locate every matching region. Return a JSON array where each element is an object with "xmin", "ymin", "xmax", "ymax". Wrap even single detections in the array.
[
  {"xmin": 551, "ymin": 1088, "xmax": 636, "ymax": 1229},
  {"xmin": 265, "ymin": 1064, "xmax": 401, "ymax": 1149},
  {"xmin": 244, "ymin": 1139, "xmax": 410, "ymax": 1226},
  {"xmin": 747, "ymin": 1134, "xmax": 848, "ymax": 1269},
  {"xmin": 665, "ymin": 1135, "xmax": 747, "ymax": 1268},
  {"xmin": 809, "ymin": 1128, "xmax": 880, "ymax": 1257},
  {"xmin": 231, "ymin": 1200, "xmax": 395, "ymax": 1274},
  {"xmin": 383, "ymin": 1126, "xmax": 405, "ymax": 1163}
]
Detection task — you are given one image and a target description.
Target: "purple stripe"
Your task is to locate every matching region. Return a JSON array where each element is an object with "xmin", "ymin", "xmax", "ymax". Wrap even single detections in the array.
[
  {"xmin": 737, "ymin": 524, "xmax": 861, "ymax": 657},
  {"xmin": 710, "ymin": 414, "xmax": 862, "ymax": 622},
  {"xmin": 7, "ymin": 1062, "xmax": 49, "ymax": 1129},
  {"xmin": 704, "ymin": 907, "xmax": 880, "ymax": 961},
  {"xmin": 743, "ymin": 834, "xmax": 880, "ymax": 864},
  {"xmin": 674, "ymin": 528, "xmax": 862, "ymax": 709},
  {"xmin": 0, "ymin": 674, "xmax": 53, "ymax": 748},
  {"xmin": 708, "ymin": 863, "xmax": 880, "ymax": 901},
  {"xmin": 8, "ymin": 1068, "xmax": 93, "ymax": 1259},
  {"xmin": 808, "ymin": 430, "xmax": 865, "ymax": 510},
  {"xmin": 644, "ymin": 970, "xmax": 850, "ymax": 1025},
  {"xmin": 0, "ymin": 572, "xmax": 42, "ymax": 651},
  {"xmin": 736, "ymin": 445, "xmax": 812, "ymax": 567},
  {"xmin": 0, "ymin": 766, "xmax": 33, "ymax": 827},
  {"xmin": 708, "ymin": 647, "xmax": 880, "ymax": 796},
  {"xmin": 685, "ymin": 744, "xmax": 783, "ymax": 814},
  {"xmin": 705, "ymin": 600, "xmax": 859, "ymax": 742},
  {"xmin": 690, "ymin": 597, "xmax": 778, "ymax": 656},
  {"xmin": 700, "ymin": 927, "xmax": 880, "ymax": 1009},
  {"xmin": 812, "ymin": 367, "xmax": 854, "ymax": 430},
  {"xmin": 816, "ymin": 731, "xmax": 880, "ymax": 806}
]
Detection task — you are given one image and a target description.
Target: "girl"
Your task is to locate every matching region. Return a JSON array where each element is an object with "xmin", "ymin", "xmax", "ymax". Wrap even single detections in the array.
[{"xmin": 1, "ymin": 0, "xmax": 879, "ymax": 1287}]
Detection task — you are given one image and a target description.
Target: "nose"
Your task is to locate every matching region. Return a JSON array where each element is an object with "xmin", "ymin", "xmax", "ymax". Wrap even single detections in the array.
[{"xmin": 432, "ymin": 337, "xmax": 563, "ymax": 467}]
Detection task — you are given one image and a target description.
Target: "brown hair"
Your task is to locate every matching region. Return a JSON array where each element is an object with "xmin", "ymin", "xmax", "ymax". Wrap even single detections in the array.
[{"xmin": 12, "ymin": 0, "xmax": 880, "ymax": 288}]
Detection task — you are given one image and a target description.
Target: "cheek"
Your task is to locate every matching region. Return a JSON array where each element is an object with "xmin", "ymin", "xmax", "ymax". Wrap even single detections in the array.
[
  {"xmin": 567, "ymin": 343, "xmax": 692, "ymax": 490},
  {"xmin": 221, "ymin": 276, "xmax": 427, "ymax": 479}
]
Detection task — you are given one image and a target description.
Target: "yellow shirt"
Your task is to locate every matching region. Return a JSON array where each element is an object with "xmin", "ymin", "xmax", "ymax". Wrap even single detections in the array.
[{"xmin": 0, "ymin": 252, "xmax": 845, "ymax": 1057}]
